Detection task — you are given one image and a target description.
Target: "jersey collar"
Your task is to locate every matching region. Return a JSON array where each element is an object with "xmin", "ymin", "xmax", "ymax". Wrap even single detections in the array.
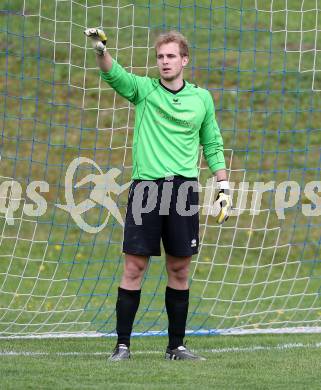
[{"xmin": 159, "ymin": 80, "xmax": 186, "ymax": 95}]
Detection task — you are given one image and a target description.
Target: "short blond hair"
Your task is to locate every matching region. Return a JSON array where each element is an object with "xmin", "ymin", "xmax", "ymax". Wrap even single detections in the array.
[{"xmin": 154, "ymin": 31, "xmax": 189, "ymax": 58}]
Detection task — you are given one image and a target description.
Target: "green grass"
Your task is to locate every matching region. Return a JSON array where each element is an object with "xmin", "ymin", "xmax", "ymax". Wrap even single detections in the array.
[{"xmin": 0, "ymin": 334, "xmax": 321, "ymax": 389}]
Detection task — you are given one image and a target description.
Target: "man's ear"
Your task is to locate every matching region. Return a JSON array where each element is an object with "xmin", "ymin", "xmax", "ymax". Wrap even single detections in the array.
[{"xmin": 182, "ymin": 56, "xmax": 189, "ymax": 67}]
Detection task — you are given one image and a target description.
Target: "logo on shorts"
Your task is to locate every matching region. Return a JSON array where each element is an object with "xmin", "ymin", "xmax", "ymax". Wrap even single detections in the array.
[{"xmin": 191, "ymin": 239, "xmax": 197, "ymax": 247}]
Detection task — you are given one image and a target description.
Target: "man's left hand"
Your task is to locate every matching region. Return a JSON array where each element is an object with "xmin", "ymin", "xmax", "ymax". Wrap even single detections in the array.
[{"xmin": 214, "ymin": 182, "xmax": 232, "ymax": 224}]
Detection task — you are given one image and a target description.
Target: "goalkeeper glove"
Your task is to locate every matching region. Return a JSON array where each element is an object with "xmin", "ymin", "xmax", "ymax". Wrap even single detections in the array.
[
  {"xmin": 84, "ymin": 28, "xmax": 107, "ymax": 56},
  {"xmin": 214, "ymin": 181, "xmax": 232, "ymax": 224}
]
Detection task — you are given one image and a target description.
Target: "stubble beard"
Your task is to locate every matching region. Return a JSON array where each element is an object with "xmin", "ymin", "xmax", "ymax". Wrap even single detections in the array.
[{"xmin": 161, "ymin": 68, "xmax": 183, "ymax": 82}]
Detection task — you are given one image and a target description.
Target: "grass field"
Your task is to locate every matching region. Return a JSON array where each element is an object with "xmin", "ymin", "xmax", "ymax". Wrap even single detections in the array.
[{"xmin": 1, "ymin": 334, "xmax": 321, "ymax": 389}]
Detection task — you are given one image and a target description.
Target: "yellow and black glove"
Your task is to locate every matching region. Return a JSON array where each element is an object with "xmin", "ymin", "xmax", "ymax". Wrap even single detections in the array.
[
  {"xmin": 214, "ymin": 181, "xmax": 232, "ymax": 224},
  {"xmin": 84, "ymin": 28, "xmax": 107, "ymax": 56}
]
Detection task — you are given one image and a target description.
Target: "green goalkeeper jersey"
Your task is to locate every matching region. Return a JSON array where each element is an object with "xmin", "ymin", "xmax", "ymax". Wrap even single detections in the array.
[{"xmin": 100, "ymin": 60, "xmax": 226, "ymax": 180}]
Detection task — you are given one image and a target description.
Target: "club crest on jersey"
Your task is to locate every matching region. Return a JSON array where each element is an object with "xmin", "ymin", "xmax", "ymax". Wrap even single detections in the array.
[{"xmin": 172, "ymin": 97, "xmax": 181, "ymax": 105}]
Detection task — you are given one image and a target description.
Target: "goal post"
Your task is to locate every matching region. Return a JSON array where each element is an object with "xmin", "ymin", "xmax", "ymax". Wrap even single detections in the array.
[{"xmin": 0, "ymin": 0, "xmax": 320, "ymax": 338}]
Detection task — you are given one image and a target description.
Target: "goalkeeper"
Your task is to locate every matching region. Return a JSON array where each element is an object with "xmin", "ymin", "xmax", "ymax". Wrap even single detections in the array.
[{"xmin": 85, "ymin": 28, "xmax": 231, "ymax": 361}]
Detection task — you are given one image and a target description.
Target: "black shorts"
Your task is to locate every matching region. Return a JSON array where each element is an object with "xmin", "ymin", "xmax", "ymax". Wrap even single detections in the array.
[{"xmin": 123, "ymin": 176, "xmax": 199, "ymax": 257}]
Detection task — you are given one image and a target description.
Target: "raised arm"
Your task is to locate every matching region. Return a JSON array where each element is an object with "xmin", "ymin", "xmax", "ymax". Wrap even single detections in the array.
[
  {"xmin": 84, "ymin": 28, "xmax": 112, "ymax": 72},
  {"xmin": 84, "ymin": 28, "xmax": 151, "ymax": 104}
]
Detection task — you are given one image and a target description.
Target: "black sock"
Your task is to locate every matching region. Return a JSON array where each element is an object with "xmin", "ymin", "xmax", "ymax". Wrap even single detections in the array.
[
  {"xmin": 165, "ymin": 286, "xmax": 189, "ymax": 349},
  {"xmin": 116, "ymin": 287, "xmax": 141, "ymax": 348}
]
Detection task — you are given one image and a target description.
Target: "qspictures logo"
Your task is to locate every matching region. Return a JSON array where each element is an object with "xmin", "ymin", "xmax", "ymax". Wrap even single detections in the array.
[
  {"xmin": 0, "ymin": 157, "xmax": 130, "ymax": 233},
  {"xmin": 55, "ymin": 157, "xmax": 131, "ymax": 233},
  {"xmin": 0, "ymin": 156, "xmax": 321, "ymax": 234}
]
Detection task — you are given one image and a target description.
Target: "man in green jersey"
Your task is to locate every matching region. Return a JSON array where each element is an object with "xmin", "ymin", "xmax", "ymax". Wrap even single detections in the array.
[{"xmin": 85, "ymin": 28, "xmax": 232, "ymax": 361}]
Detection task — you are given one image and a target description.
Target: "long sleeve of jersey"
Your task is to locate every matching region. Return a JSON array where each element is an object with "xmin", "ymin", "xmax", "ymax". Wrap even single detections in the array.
[
  {"xmin": 100, "ymin": 59, "xmax": 151, "ymax": 105},
  {"xmin": 199, "ymin": 90, "xmax": 226, "ymax": 173}
]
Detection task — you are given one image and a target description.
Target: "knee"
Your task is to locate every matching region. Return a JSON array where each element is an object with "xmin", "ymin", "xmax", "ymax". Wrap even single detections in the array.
[
  {"xmin": 167, "ymin": 264, "xmax": 189, "ymax": 283},
  {"xmin": 124, "ymin": 261, "xmax": 146, "ymax": 281}
]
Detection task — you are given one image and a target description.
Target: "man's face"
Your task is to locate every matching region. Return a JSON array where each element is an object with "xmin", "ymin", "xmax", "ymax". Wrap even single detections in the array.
[{"xmin": 156, "ymin": 42, "xmax": 189, "ymax": 82}]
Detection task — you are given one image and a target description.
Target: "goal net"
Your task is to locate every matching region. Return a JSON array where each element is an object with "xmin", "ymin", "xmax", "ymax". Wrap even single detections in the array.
[{"xmin": 0, "ymin": 0, "xmax": 320, "ymax": 337}]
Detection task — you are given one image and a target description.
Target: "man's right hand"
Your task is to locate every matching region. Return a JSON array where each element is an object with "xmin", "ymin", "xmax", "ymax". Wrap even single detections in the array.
[{"xmin": 84, "ymin": 28, "xmax": 107, "ymax": 56}]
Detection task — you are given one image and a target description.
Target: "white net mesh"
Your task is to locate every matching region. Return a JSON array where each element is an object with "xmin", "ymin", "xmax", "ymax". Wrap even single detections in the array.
[{"xmin": 0, "ymin": 0, "xmax": 320, "ymax": 337}]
